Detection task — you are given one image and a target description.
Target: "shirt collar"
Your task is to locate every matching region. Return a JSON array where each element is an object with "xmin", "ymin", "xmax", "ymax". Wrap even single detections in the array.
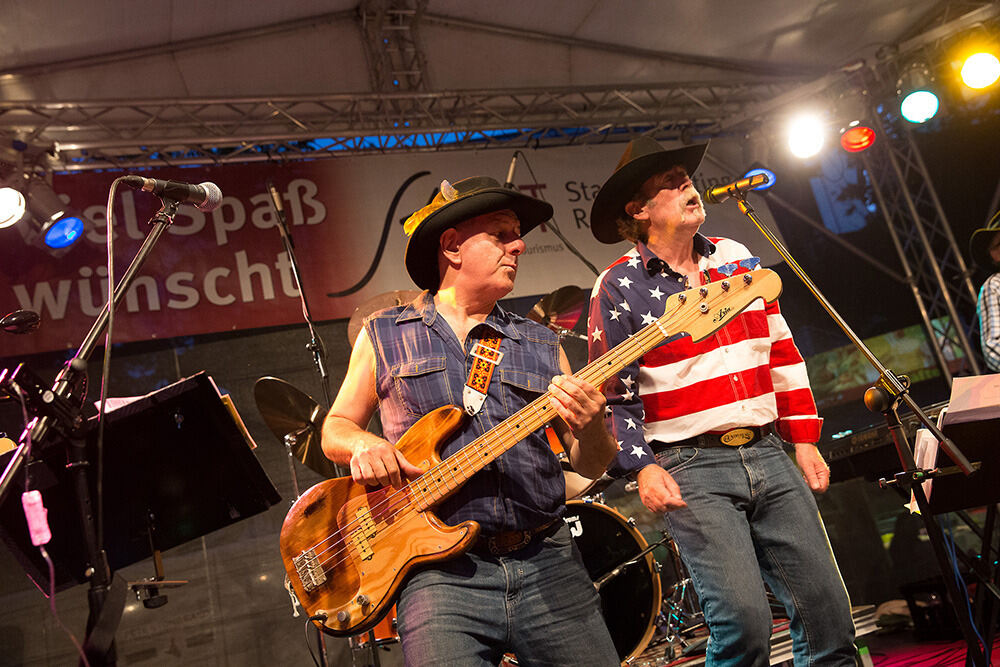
[
  {"xmin": 396, "ymin": 291, "xmax": 522, "ymax": 340},
  {"xmin": 636, "ymin": 233, "xmax": 716, "ymax": 275}
]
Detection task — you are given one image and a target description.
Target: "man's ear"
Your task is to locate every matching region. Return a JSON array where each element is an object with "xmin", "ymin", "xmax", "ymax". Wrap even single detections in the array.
[
  {"xmin": 440, "ymin": 227, "xmax": 462, "ymax": 262},
  {"xmin": 624, "ymin": 200, "xmax": 647, "ymax": 220}
]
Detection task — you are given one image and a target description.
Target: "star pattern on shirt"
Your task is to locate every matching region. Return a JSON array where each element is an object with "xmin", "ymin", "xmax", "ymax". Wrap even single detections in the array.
[
  {"xmin": 618, "ymin": 276, "xmax": 634, "ymax": 289},
  {"xmin": 649, "ymin": 286, "xmax": 664, "ymax": 300},
  {"xmin": 619, "ymin": 301, "xmax": 631, "ymax": 312},
  {"xmin": 630, "ymin": 445, "xmax": 647, "ymax": 458},
  {"xmin": 608, "ymin": 307, "xmax": 621, "ymax": 321},
  {"xmin": 621, "ymin": 387, "xmax": 634, "ymax": 401},
  {"xmin": 624, "ymin": 417, "xmax": 637, "ymax": 430},
  {"xmin": 591, "ymin": 327, "xmax": 603, "ymax": 342},
  {"xmin": 626, "ymin": 256, "xmax": 642, "ymax": 269},
  {"xmin": 641, "ymin": 311, "xmax": 656, "ymax": 326},
  {"xmin": 621, "ymin": 376, "xmax": 635, "ymax": 388}
]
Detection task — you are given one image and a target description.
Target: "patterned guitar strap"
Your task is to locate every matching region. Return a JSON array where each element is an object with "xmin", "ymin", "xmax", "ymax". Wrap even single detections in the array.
[{"xmin": 463, "ymin": 335, "xmax": 503, "ymax": 415}]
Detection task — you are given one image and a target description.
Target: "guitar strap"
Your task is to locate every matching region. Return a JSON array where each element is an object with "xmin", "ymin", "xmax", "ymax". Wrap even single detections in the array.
[{"xmin": 463, "ymin": 335, "xmax": 503, "ymax": 415}]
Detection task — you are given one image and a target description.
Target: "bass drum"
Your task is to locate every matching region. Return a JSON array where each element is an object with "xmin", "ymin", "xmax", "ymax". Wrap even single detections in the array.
[{"xmin": 564, "ymin": 500, "xmax": 662, "ymax": 665}]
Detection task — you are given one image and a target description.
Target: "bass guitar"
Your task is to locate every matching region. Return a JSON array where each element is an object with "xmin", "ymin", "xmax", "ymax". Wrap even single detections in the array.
[{"xmin": 279, "ymin": 268, "xmax": 782, "ymax": 636}]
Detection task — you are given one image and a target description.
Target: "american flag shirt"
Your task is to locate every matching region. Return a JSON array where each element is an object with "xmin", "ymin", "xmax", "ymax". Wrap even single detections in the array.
[{"xmin": 588, "ymin": 234, "xmax": 822, "ymax": 476}]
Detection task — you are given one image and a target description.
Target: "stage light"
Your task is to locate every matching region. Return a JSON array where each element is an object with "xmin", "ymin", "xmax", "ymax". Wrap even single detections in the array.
[
  {"xmin": 840, "ymin": 125, "xmax": 876, "ymax": 153},
  {"xmin": 787, "ymin": 114, "xmax": 825, "ymax": 159},
  {"xmin": 25, "ymin": 177, "xmax": 83, "ymax": 249},
  {"xmin": 897, "ymin": 63, "xmax": 939, "ymax": 123},
  {"xmin": 742, "ymin": 166, "xmax": 776, "ymax": 191},
  {"xmin": 961, "ymin": 52, "xmax": 1000, "ymax": 89},
  {"xmin": 0, "ymin": 187, "xmax": 26, "ymax": 229}
]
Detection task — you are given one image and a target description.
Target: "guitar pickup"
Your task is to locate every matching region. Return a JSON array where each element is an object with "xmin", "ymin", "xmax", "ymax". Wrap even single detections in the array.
[{"xmin": 293, "ymin": 549, "xmax": 326, "ymax": 592}]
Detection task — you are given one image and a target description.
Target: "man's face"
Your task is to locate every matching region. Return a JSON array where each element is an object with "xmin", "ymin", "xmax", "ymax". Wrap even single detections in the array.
[
  {"xmin": 452, "ymin": 209, "xmax": 525, "ymax": 293},
  {"xmin": 630, "ymin": 165, "xmax": 705, "ymax": 234}
]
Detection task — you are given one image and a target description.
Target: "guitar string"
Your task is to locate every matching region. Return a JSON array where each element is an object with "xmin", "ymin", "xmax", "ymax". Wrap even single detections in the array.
[{"xmin": 295, "ymin": 279, "xmax": 764, "ymax": 580}]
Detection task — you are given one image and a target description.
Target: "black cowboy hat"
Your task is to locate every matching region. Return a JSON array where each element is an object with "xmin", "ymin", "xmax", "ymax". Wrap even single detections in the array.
[
  {"xmin": 590, "ymin": 138, "xmax": 709, "ymax": 244},
  {"xmin": 969, "ymin": 208, "xmax": 1000, "ymax": 270},
  {"xmin": 403, "ymin": 176, "xmax": 553, "ymax": 291}
]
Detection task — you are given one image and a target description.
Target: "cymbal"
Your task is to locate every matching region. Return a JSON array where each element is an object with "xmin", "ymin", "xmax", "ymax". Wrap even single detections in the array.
[
  {"xmin": 527, "ymin": 285, "xmax": 587, "ymax": 333},
  {"xmin": 253, "ymin": 376, "xmax": 339, "ymax": 479},
  {"xmin": 347, "ymin": 290, "xmax": 422, "ymax": 346}
]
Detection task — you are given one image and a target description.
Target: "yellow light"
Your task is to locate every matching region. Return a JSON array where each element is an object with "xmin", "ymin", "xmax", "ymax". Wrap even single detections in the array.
[{"xmin": 961, "ymin": 52, "xmax": 1000, "ymax": 89}]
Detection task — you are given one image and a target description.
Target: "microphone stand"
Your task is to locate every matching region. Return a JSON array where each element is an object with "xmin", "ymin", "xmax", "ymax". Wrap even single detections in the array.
[
  {"xmin": 266, "ymin": 182, "xmax": 334, "ymax": 412},
  {"xmin": 264, "ymin": 183, "xmax": 334, "ymax": 666},
  {"xmin": 0, "ymin": 193, "xmax": 187, "ymax": 666},
  {"xmin": 728, "ymin": 192, "xmax": 986, "ymax": 666}
]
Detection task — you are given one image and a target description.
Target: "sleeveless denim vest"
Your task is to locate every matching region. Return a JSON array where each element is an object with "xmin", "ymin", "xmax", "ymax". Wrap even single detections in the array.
[{"xmin": 366, "ymin": 292, "xmax": 564, "ymax": 533}]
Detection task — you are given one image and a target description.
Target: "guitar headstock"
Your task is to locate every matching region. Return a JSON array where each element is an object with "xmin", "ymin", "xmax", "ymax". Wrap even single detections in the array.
[{"xmin": 667, "ymin": 269, "xmax": 782, "ymax": 343}]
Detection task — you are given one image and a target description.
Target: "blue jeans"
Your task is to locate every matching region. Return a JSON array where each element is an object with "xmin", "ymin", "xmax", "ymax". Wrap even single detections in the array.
[
  {"xmin": 396, "ymin": 522, "xmax": 620, "ymax": 666},
  {"xmin": 659, "ymin": 435, "xmax": 856, "ymax": 667}
]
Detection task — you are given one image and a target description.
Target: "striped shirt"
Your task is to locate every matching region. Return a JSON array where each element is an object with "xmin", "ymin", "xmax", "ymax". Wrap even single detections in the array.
[
  {"xmin": 588, "ymin": 235, "xmax": 822, "ymax": 476},
  {"xmin": 977, "ymin": 273, "xmax": 1000, "ymax": 372}
]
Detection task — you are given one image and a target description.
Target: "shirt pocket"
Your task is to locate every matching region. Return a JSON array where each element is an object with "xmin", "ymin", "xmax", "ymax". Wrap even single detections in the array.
[
  {"xmin": 499, "ymin": 368, "xmax": 549, "ymax": 416},
  {"xmin": 390, "ymin": 356, "xmax": 449, "ymax": 418}
]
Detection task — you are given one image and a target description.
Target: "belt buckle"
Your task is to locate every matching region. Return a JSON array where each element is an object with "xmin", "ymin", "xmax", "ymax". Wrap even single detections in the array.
[
  {"xmin": 720, "ymin": 428, "xmax": 755, "ymax": 447},
  {"xmin": 487, "ymin": 530, "xmax": 530, "ymax": 556}
]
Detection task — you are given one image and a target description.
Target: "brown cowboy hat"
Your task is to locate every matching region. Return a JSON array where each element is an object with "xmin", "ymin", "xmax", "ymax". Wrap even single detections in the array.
[
  {"xmin": 969, "ymin": 208, "xmax": 1000, "ymax": 270},
  {"xmin": 403, "ymin": 176, "xmax": 553, "ymax": 291},
  {"xmin": 590, "ymin": 138, "xmax": 709, "ymax": 244}
]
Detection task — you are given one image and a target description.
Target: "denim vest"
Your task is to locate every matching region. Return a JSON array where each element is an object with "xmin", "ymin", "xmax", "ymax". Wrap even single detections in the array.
[{"xmin": 366, "ymin": 292, "xmax": 564, "ymax": 533}]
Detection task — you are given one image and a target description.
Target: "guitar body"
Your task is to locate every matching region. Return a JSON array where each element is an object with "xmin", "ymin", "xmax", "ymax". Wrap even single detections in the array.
[{"xmin": 279, "ymin": 405, "xmax": 479, "ymax": 637}]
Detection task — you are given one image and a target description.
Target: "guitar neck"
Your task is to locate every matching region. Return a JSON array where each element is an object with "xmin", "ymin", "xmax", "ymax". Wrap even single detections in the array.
[{"xmin": 408, "ymin": 269, "xmax": 779, "ymax": 511}]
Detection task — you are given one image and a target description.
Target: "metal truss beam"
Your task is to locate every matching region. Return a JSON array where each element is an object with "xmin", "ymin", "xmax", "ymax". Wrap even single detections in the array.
[
  {"xmin": 864, "ymin": 113, "xmax": 984, "ymax": 383},
  {"xmin": 0, "ymin": 80, "xmax": 801, "ymax": 171}
]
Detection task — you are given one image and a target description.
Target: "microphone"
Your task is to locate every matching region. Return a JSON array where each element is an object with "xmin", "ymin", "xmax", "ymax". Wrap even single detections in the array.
[
  {"xmin": 503, "ymin": 151, "xmax": 519, "ymax": 189},
  {"xmin": 265, "ymin": 180, "xmax": 294, "ymax": 248},
  {"xmin": 1, "ymin": 310, "xmax": 40, "ymax": 334},
  {"xmin": 701, "ymin": 173, "xmax": 769, "ymax": 205},
  {"xmin": 123, "ymin": 175, "xmax": 223, "ymax": 212}
]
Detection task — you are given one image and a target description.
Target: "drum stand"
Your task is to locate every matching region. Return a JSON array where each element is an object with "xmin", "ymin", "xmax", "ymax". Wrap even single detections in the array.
[{"xmin": 646, "ymin": 532, "xmax": 707, "ymax": 659}]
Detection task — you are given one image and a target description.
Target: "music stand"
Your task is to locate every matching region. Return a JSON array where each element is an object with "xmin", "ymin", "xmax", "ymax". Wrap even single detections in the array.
[{"xmin": 0, "ymin": 372, "xmax": 281, "ymax": 594}]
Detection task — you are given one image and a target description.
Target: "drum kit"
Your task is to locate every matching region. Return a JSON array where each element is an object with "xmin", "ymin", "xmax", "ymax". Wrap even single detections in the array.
[{"xmin": 254, "ymin": 287, "xmax": 707, "ymax": 667}]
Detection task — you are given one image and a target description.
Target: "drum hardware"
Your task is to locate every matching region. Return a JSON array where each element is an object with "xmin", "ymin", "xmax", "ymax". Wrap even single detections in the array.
[
  {"xmin": 565, "ymin": 500, "xmax": 662, "ymax": 665},
  {"xmin": 593, "ymin": 533, "xmax": 670, "ymax": 592},
  {"xmin": 526, "ymin": 285, "xmax": 587, "ymax": 341},
  {"xmin": 254, "ymin": 376, "xmax": 341, "ymax": 487},
  {"xmin": 347, "ymin": 604, "xmax": 399, "ymax": 666}
]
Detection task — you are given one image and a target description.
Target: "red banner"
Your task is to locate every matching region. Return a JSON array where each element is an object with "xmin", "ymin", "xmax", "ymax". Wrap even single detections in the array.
[{"xmin": 1, "ymin": 142, "xmax": 783, "ymax": 357}]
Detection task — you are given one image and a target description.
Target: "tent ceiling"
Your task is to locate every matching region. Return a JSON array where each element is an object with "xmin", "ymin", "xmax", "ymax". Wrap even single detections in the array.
[{"xmin": 0, "ymin": 0, "xmax": 996, "ymax": 170}]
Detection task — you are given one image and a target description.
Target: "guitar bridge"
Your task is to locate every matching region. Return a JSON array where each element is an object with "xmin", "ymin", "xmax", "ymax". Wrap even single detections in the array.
[{"xmin": 293, "ymin": 549, "xmax": 326, "ymax": 592}]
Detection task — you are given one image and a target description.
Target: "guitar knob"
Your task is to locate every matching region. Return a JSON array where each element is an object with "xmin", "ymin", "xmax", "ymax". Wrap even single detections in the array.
[
  {"xmin": 336, "ymin": 610, "xmax": 350, "ymax": 623},
  {"xmin": 356, "ymin": 594, "xmax": 370, "ymax": 607}
]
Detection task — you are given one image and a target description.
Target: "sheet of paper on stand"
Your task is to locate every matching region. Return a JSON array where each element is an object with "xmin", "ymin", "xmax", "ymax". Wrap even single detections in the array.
[{"xmin": 941, "ymin": 373, "xmax": 1000, "ymax": 425}]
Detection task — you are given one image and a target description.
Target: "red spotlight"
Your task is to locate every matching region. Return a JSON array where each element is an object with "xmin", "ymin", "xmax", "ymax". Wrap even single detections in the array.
[{"xmin": 840, "ymin": 125, "xmax": 876, "ymax": 153}]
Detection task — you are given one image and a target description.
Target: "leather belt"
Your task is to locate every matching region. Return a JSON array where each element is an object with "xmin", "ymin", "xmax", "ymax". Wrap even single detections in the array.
[
  {"xmin": 651, "ymin": 423, "xmax": 775, "ymax": 453},
  {"xmin": 473, "ymin": 518, "xmax": 561, "ymax": 557}
]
